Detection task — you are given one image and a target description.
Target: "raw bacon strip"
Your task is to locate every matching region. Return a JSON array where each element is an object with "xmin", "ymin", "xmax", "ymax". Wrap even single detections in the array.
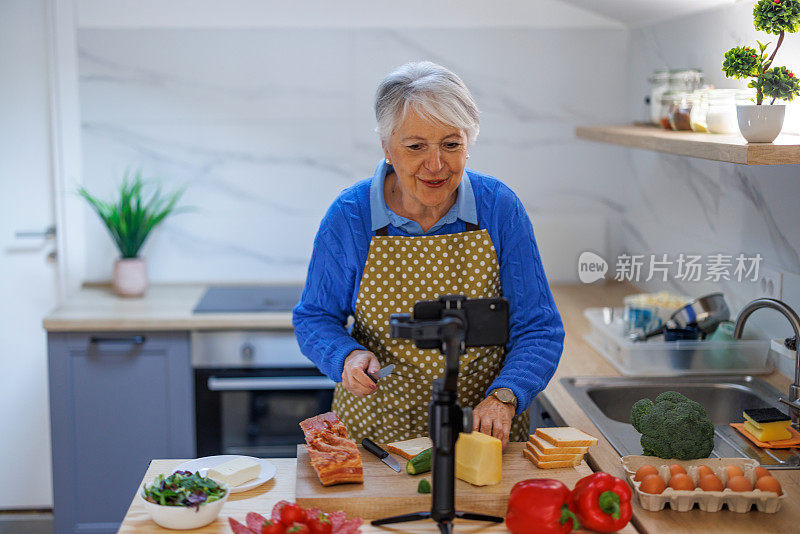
[
  {"xmin": 300, "ymin": 412, "xmax": 363, "ymax": 486},
  {"xmin": 245, "ymin": 512, "xmax": 267, "ymax": 532}
]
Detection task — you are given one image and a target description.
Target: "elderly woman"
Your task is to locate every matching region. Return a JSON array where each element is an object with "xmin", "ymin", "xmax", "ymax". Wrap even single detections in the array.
[{"xmin": 293, "ymin": 61, "xmax": 564, "ymax": 448}]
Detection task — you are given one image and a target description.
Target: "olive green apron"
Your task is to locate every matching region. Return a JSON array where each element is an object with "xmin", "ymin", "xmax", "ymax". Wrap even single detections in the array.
[{"xmin": 331, "ymin": 224, "xmax": 529, "ymax": 444}]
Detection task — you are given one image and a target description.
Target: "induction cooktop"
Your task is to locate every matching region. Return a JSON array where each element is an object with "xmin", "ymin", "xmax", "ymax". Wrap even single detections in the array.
[{"xmin": 192, "ymin": 285, "xmax": 304, "ymax": 313}]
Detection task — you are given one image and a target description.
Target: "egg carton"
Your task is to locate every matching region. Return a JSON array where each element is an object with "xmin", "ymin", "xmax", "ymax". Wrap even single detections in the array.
[{"xmin": 620, "ymin": 455, "xmax": 785, "ymax": 513}]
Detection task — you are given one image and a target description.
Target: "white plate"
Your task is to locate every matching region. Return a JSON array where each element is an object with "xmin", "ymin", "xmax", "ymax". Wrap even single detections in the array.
[{"xmin": 175, "ymin": 455, "xmax": 277, "ymax": 493}]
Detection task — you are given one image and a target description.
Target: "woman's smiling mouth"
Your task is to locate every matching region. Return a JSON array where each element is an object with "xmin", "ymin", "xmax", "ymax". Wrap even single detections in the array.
[{"xmin": 418, "ymin": 176, "xmax": 449, "ymax": 188}]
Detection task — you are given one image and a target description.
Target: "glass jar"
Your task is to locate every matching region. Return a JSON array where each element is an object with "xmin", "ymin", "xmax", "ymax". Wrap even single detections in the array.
[
  {"xmin": 690, "ymin": 89, "xmax": 710, "ymax": 132},
  {"xmin": 669, "ymin": 93, "xmax": 693, "ymax": 131},
  {"xmin": 647, "ymin": 70, "xmax": 670, "ymax": 125},
  {"xmin": 705, "ymin": 89, "xmax": 741, "ymax": 134},
  {"xmin": 660, "ymin": 92, "xmax": 684, "ymax": 130}
]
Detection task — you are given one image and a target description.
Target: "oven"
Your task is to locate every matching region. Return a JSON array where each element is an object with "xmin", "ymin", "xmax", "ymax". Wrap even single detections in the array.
[{"xmin": 192, "ymin": 330, "xmax": 334, "ymax": 458}]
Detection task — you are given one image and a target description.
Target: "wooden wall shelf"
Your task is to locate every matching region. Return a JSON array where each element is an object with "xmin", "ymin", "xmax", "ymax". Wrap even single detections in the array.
[{"xmin": 576, "ymin": 124, "xmax": 800, "ymax": 165}]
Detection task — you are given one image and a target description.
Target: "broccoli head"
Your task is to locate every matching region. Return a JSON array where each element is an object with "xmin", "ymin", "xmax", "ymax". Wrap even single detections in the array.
[{"xmin": 629, "ymin": 391, "xmax": 714, "ymax": 460}]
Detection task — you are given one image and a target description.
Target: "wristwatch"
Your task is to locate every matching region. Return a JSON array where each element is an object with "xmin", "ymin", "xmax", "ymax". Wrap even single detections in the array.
[{"xmin": 490, "ymin": 388, "xmax": 518, "ymax": 409}]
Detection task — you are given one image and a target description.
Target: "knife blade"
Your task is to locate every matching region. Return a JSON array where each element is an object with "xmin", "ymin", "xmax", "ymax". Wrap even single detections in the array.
[
  {"xmin": 361, "ymin": 437, "xmax": 402, "ymax": 472},
  {"xmin": 368, "ymin": 364, "xmax": 395, "ymax": 383}
]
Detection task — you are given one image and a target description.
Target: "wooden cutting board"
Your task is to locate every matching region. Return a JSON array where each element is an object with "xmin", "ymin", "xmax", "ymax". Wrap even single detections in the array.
[{"xmin": 295, "ymin": 442, "xmax": 592, "ymax": 520}]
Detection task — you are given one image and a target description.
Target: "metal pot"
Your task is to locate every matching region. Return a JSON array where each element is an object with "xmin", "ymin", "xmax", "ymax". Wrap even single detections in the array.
[{"xmin": 629, "ymin": 292, "xmax": 729, "ymax": 342}]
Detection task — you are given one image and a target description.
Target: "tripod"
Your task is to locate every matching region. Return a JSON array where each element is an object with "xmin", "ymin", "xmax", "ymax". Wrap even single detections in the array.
[{"xmin": 371, "ymin": 295, "xmax": 505, "ymax": 534}]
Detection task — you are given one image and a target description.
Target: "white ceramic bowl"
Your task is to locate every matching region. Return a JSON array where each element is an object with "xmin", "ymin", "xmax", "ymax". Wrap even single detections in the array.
[{"xmin": 140, "ymin": 483, "xmax": 229, "ymax": 530}]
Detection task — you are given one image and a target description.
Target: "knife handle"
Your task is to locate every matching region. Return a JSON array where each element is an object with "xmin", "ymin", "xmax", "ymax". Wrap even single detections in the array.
[{"xmin": 361, "ymin": 438, "xmax": 388, "ymax": 459}]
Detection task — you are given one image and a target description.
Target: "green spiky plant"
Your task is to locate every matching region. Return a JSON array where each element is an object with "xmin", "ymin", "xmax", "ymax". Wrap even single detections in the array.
[
  {"xmin": 77, "ymin": 170, "xmax": 188, "ymax": 258},
  {"xmin": 722, "ymin": 0, "xmax": 800, "ymax": 104}
]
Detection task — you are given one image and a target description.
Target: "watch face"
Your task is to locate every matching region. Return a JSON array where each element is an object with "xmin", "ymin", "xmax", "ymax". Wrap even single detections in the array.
[{"xmin": 495, "ymin": 389, "xmax": 513, "ymax": 403}]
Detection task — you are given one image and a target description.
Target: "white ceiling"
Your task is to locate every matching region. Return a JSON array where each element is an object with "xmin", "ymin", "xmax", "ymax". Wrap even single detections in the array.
[{"xmin": 558, "ymin": 0, "xmax": 743, "ymax": 27}]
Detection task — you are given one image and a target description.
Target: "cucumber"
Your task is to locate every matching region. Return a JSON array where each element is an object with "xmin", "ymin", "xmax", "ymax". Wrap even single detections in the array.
[
  {"xmin": 406, "ymin": 447, "xmax": 432, "ymax": 475},
  {"xmin": 417, "ymin": 478, "xmax": 431, "ymax": 494}
]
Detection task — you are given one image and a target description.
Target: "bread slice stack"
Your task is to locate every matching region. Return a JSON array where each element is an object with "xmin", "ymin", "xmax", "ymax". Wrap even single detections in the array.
[
  {"xmin": 524, "ymin": 427, "xmax": 598, "ymax": 469},
  {"xmin": 383, "ymin": 437, "xmax": 432, "ymax": 460}
]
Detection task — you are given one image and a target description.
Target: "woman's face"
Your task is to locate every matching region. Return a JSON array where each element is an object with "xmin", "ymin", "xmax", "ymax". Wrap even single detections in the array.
[{"xmin": 383, "ymin": 107, "xmax": 468, "ymax": 209}]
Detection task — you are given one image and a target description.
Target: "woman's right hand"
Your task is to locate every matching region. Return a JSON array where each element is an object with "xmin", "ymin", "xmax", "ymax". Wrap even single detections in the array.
[{"xmin": 342, "ymin": 350, "xmax": 381, "ymax": 397}]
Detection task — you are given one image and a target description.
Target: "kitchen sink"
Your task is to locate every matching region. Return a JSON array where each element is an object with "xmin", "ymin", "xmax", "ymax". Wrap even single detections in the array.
[{"xmin": 561, "ymin": 375, "xmax": 800, "ymax": 468}]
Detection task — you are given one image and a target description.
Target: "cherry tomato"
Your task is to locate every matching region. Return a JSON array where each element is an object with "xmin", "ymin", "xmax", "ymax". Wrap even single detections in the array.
[
  {"xmin": 279, "ymin": 504, "xmax": 307, "ymax": 527},
  {"xmin": 261, "ymin": 520, "xmax": 285, "ymax": 534},
  {"xmin": 307, "ymin": 513, "xmax": 332, "ymax": 534},
  {"xmin": 286, "ymin": 523, "xmax": 310, "ymax": 534}
]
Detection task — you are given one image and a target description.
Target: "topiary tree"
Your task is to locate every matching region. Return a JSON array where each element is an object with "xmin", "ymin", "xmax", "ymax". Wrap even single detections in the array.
[{"xmin": 722, "ymin": 0, "xmax": 800, "ymax": 104}]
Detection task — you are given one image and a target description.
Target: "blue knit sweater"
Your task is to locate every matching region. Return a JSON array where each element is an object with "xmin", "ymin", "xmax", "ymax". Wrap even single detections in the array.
[{"xmin": 292, "ymin": 163, "xmax": 564, "ymax": 416}]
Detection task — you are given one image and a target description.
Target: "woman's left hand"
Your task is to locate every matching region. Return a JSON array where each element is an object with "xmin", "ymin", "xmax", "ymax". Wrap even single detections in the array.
[{"xmin": 472, "ymin": 396, "xmax": 515, "ymax": 449}]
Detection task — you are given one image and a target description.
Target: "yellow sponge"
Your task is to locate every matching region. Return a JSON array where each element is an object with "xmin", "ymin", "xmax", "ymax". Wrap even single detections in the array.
[{"xmin": 743, "ymin": 408, "xmax": 791, "ymax": 442}]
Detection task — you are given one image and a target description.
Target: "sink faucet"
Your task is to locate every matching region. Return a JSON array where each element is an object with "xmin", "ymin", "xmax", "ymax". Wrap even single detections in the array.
[{"xmin": 733, "ymin": 298, "xmax": 800, "ymax": 429}]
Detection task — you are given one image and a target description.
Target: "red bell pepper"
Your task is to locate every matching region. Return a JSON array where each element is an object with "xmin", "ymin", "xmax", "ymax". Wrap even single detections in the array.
[
  {"xmin": 571, "ymin": 472, "xmax": 632, "ymax": 532},
  {"xmin": 506, "ymin": 479, "xmax": 579, "ymax": 534}
]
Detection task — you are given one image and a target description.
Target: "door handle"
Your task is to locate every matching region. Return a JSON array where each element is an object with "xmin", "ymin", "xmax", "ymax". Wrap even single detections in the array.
[
  {"xmin": 207, "ymin": 376, "xmax": 335, "ymax": 391},
  {"xmin": 89, "ymin": 335, "xmax": 146, "ymax": 347}
]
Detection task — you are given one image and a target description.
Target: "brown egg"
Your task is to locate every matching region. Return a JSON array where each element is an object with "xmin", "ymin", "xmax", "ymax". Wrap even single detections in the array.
[
  {"xmin": 668, "ymin": 473, "xmax": 695, "ymax": 491},
  {"xmin": 726, "ymin": 475, "xmax": 754, "ymax": 492},
  {"xmin": 669, "ymin": 464, "xmax": 687, "ymax": 476},
  {"xmin": 725, "ymin": 465, "xmax": 744, "ymax": 479},
  {"xmin": 755, "ymin": 466, "xmax": 770, "ymax": 480},
  {"xmin": 696, "ymin": 465, "xmax": 714, "ymax": 479},
  {"xmin": 755, "ymin": 476, "xmax": 783, "ymax": 496},
  {"xmin": 698, "ymin": 474, "xmax": 724, "ymax": 492},
  {"xmin": 634, "ymin": 465, "xmax": 659, "ymax": 481},
  {"xmin": 639, "ymin": 474, "xmax": 667, "ymax": 494}
]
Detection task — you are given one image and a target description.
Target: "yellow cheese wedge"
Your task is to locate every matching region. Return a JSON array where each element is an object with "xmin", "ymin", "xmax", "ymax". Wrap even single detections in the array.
[
  {"xmin": 743, "ymin": 419, "xmax": 792, "ymax": 442},
  {"xmin": 455, "ymin": 432, "xmax": 502, "ymax": 486},
  {"xmin": 207, "ymin": 457, "xmax": 260, "ymax": 487}
]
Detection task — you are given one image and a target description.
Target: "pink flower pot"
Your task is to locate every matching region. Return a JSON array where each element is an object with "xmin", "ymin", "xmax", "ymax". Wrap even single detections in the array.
[{"xmin": 113, "ymin": 257, "xmax": 148, "ymax": 297}]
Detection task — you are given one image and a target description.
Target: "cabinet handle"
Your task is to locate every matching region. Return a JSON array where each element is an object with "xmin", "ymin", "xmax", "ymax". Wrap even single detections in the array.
[
  {"xmin": 207, "ymin": 376, "xmax": 335, "ymax": 391},
  {"xmin": 89, "ymin": 335, "xmax": 146, "ymax": 346}
]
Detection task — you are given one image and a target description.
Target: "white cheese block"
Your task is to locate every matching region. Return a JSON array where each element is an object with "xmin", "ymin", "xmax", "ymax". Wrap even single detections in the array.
[{"xmin": 207, "ymin": 457, "xmax": 260, "ymax": 487}]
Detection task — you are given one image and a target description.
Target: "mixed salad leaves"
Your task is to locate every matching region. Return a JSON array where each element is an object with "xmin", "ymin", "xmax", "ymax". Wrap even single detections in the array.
[{"xmin": 142, "ymin": 470, "xmax": 227, "ymax": 510}]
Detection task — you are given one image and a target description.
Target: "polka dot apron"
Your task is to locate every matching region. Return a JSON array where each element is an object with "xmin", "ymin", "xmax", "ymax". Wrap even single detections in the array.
[{"xmin": 331, "ymin": 223, "xmax": 530, "ymax": 444}]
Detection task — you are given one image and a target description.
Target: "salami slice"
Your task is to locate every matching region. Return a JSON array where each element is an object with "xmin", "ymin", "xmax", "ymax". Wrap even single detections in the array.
[
  {"xmin": 245, "ymin": 512, "xmax": 267, "ymax": 532},
  {"xmin": 228, "ymin": 517, "xmax": 257, "ymax": 534}
]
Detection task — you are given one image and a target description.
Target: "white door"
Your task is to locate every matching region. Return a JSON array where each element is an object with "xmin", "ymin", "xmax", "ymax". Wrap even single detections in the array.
[{"xmin": 0, "ymin": 0, "xmax": 58, "ymax": 509}]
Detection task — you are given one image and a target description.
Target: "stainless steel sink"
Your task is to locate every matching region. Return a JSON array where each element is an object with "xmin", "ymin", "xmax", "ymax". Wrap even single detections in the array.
[{"xmin": 561, "ymin": 375, "xmax": 800, "ymax": 468}]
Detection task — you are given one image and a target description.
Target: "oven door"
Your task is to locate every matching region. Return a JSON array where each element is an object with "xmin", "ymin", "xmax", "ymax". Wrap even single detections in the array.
[{"xmin": 195, "ymin": 367, "xmax": 335, "ymax": 457}]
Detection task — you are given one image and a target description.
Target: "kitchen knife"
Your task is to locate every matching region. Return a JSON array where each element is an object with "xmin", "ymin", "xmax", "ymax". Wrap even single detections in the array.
[
  {"xmin": 361, "ymin": 437, "xmax": 402, "ymax": 472},
  {"xmin": 368, "ymin": 363, "xmax": 395, "ymax": 383}
]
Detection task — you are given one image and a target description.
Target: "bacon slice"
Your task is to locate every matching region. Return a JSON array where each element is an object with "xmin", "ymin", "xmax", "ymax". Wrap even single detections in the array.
[{"xmin": 300, "ymin": 412, "xmax": 363, "ymax": 486}]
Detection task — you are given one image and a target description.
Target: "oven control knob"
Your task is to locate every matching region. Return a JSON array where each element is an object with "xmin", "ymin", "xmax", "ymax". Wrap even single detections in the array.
[{"xmin": 241, "ymin": 343, "xmax": 255, "ymax": 361}]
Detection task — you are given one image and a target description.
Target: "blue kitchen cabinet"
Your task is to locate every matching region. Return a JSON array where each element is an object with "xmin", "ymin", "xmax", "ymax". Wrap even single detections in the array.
[{"xmin": 48, "ymin": 331, "xmax": 195, "ymax": 534}]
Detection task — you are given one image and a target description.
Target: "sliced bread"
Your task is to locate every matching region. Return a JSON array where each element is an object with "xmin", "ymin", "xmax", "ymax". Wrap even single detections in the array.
[
  {"xmin": 528, "ymin": 434, "xmax": 590, "ymax": 455},
  {"xmin": 383, "ymin": 437, "xmax": 432, "ymax": 460},
  {"xmin": 525, "ymin": 441, "xmax": 584, "ymax": 462},
  {"xmin": 534, "ymin": 427, "xmax": 598, "ymax": 448},
  {"xmin": 523, "ymin": 449, "xmax": 583, "ymax": 469}
]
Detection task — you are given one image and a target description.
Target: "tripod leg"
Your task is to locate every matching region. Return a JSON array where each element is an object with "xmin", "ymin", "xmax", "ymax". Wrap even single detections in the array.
[
  {"xmin": 436, "ymin": 520, "xmax": 453, "ymax": 534},
  {"xmin": 370, "ymin": 511, "xmax": 431, "ymax": 526},
  {"xmin": 454, "ymin": 511, "xmax": 504, "ymax": 523}
]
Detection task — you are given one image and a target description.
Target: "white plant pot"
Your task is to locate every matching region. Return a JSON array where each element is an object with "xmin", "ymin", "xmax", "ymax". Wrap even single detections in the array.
[
  {"xmin": 736, "ymin": 104, "xmax": 786, "ymax": 143},
  {"xmin": 113, "ymin": 257, "xmax": 148, "ymax": 297}
]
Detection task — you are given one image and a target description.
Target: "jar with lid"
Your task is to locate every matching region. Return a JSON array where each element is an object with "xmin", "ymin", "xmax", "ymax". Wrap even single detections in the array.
[
  {"xmin": 668, "ymin": 92, "xmax": 694, "ymax": 131},
  {"xmin": 660, "ymin": 92, "xmax": 684, "ymax": 129},
  {"xmin": 647, "ymin": 70, "xmax": 670, "ymax": 125},
  {"xmin": 690, "ymin": 89, "xmax": 710, "ymax": 132},
  {"xmin": 705, "ymin": 89, "xmax": 748, "ymax": 134}
]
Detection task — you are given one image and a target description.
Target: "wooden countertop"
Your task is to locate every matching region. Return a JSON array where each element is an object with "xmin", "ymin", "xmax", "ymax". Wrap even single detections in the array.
[
  {"xmin": 541, "ymin": 282, "xmax": 799, "ymax": 534},
  {"xmin": 42, "ymin": 284, "xmax": 295, "ymax": 332},
  {"xmin": 120, "ymin": 453, "xmax": 637, "ymax": 533}
]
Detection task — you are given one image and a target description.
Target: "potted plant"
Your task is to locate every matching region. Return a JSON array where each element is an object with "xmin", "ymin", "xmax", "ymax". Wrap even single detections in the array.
[
  {"xmin": 78, "ymin": 171, "xmax": 187, "ymax": 297},
  {"xmin": 722, "ymin": 0, "xmax": 800, "ymax": 142}
]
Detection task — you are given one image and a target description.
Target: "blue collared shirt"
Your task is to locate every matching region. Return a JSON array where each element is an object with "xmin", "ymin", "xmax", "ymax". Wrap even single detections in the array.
[{"xmin": 369, "ymin": 160, "xmax": 478, "ymax": 235}]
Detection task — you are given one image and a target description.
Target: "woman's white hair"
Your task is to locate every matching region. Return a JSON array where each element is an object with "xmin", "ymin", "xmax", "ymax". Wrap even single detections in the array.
[{"xmin": 374, "ymin": 61, "xmax": 480, "ymax": 145}]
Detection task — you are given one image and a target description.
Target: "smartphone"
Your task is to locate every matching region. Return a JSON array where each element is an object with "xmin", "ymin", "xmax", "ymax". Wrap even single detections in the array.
[{"xmin": 411, "ymin": 296, "xmax": 509, "ymax": 348}]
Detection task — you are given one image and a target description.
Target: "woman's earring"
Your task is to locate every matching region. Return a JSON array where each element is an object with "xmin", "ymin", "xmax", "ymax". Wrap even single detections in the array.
[
  {"xmin": 466, "ymin": 154, "xmax": 470, "ymax": 159},
  {"xmin": 385, "ymin": 158, "xmax": 391, "ymax": 165}
]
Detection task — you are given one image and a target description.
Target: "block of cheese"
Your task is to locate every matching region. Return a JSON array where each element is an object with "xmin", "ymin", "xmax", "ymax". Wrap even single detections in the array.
[
  {"xmin": 743, "ymin": 408, "xmax": 792, "ymax": 442},
  {"xmin": 525, "ymin": 441, "xmax": 584, "ymax": 462},
  {"xmin": 534, "ymin": 427, "xmax": 598, "ymax": 448},
  {"xmin": 523, "ymin": 449, "xmax": 582, "ymax": 469},
  {"xmin": 384, "ymin": 437, "xmax": 432, "ymax": 460},
  {"xmin": 207, "ymin": 457, "xmax": 261, "ymax": 487},
  {"xmin": 529, "ymin": 434, "xmax": 590, "ymax": 455},
  {"xmin": 455, "ymin": 432, "xmax": 502, "ymax": 486}
]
